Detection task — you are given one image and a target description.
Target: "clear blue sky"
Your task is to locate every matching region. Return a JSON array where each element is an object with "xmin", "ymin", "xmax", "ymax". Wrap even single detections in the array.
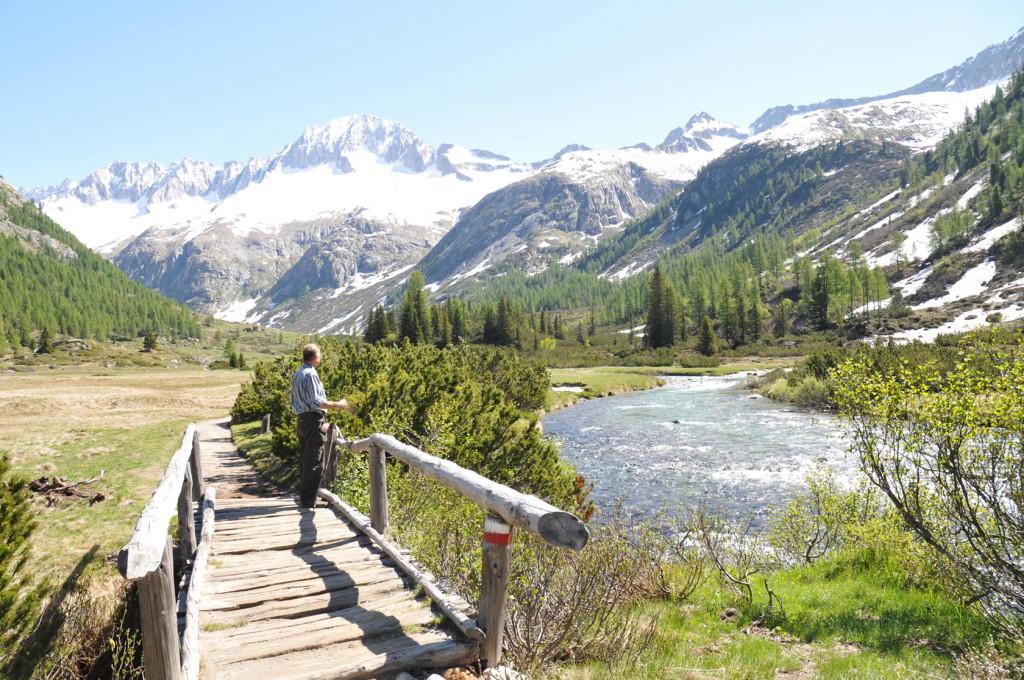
[{"xmin": 1, "ymin": 0, "xmax": 1021, "ymax": 189}]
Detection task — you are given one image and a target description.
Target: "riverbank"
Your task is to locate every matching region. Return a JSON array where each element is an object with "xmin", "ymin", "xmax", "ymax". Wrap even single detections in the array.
[{"xmin": 546, "ymin": 357, "xmax": 794, "ymax": 410}]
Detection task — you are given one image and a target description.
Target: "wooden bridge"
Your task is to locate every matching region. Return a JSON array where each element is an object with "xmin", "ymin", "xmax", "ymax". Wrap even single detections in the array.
[{"xmin": 118, "ymin": 422, "xmax": 589, "ymax": 680}]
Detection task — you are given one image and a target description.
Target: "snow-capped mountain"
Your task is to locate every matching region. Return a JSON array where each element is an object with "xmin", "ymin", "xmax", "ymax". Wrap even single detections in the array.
[
  {"xmin": 416, "ymin": 113, "xmax": 749, "ymax": 289},
  {"xmin": 751, "ymin": 26, "xmax": 1024, "ymax": 133},
  {"xmin": 25, "ymin": 114, "xmax": 532, "ymax": 254},
  {"xmin": 748, "ymin": 82, "xmax": 1004, "ymax": 152}
]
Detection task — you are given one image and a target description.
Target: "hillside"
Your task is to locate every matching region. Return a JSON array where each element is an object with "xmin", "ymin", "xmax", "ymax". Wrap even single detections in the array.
[{"xmin": 0, "ymin": 180, "xmax": 201, "ymax": 349}]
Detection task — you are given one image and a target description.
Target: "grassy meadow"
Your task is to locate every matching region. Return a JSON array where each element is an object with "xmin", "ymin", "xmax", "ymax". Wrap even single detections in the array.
[
  {"xmin": 0, "ymin": 368, "xmax": 246, "ymax": 575},
  {"xmin": 0, "ymin": 363, "xmax": 247, "ymax": 678}
]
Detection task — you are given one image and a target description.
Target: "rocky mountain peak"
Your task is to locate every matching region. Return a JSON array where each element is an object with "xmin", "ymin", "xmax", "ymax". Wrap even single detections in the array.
[
  {"xmin": 685, "ymin": 111, "xmax": 716, "ymax": 130},
  {"xmin": 750, "ymin": 24, "xmax": 1024, "ymax": 133},
  {"xmin": 280, "ymin": 113, "xmax": 435, "ymax": 172},
  {"xmin": 659, "ymin": 113, "xmax": 748, "ymax": 153}
]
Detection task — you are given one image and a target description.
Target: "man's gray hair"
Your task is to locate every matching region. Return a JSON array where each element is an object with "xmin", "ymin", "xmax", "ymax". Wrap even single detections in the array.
[{"xmin": 302, "ymin": 343, "xmax": 320, "ymax": 363}]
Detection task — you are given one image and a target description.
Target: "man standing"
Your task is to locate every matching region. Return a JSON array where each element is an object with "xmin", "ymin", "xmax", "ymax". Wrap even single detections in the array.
[{"xmin": 290, "ymin": 343, "xmax": 349, "ymax": 507}]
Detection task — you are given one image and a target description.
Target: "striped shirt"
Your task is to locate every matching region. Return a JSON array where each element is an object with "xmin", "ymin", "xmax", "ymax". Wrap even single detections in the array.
[{"xmin": 291, "ymin": 363, "xmax": 327, "ymax": 415}]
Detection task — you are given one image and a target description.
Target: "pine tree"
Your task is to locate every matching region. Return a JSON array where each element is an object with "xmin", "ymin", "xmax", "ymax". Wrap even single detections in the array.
[
  {"xmin": 37, "ymin": 326, "xmax": 52, "ymax": 354},
  {"xmin": 0, "ymin": 454, "xmax": 44, "ymax": 667},
  {"xmin": 772, "ymin": 300, "xmax": 791, "ymax": 338},
  {"xmin": 745, "ymin": 303, "xmax": 763, "ymax": 344},
  {"xmin": 645, "ymin": 266, "xmax": 665, "ymax": 349},
  {"xmin": 697, "ymin": 315, "xmax": 719, "ymax": 357},
  {"xmin": 399, "ymin": 270, "xmax": 430, "ymax": 344},
  {"xmin": 143, "ymin": 331, "xmax": 158, "ymax": 352}
]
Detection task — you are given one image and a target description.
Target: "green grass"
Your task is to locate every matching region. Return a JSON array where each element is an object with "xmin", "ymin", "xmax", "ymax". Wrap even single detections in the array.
[
  {"xmin": 8, "ymin": 420, "xmax": 194, "ymax": 580},
  {"xmin": 550, "ymin": 555, "xmax": 996, "ymax": 680},
  {"xmin": 202, "ymin": 620, "xmax": 249, "ymax": 632},
  {"xmin": 230, "ymin": 421, "xmax": 297, "ymax": 488},
  {"xmin": 546, "ymin": 360, "xmax": 792, "ymax": 409}
]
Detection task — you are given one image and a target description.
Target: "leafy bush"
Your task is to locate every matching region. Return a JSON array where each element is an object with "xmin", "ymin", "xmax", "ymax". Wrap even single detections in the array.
[
  {"xmin": 674, "ymin": 351, "xmax": 721, "ymax": 368},
  {"xmin": 768, "ymin": 466, "xmax": 860, "ymax": 565},
  {"xmin": 236, "ymin": 339, "xmax": 583, "ymax": 508},
  {"xmin": 834, "ymin": 335, "xmax": 1024, "ymax": 633},
  {"xmin": 230, "ymin": 359, "xmax": 290, "ymax": 426}
]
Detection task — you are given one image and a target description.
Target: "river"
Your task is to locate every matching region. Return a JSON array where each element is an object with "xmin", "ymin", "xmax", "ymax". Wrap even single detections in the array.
[{"xmin": 544, "ymin": 374, "xmax": 854, "ymax": 523}]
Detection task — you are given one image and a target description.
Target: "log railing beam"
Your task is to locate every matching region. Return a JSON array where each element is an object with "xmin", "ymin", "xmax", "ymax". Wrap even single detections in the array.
[{"xmin": 343, "ymin": 433, "xmax": 589, "ymax": 551}]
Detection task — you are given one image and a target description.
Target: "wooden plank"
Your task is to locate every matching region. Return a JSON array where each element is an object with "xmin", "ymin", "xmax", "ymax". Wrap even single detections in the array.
[
  {"xmin": 211, "ymin": 522, "xmax": 358, "ymax": 542},
  {"xmin": 202, "ymin": 564, "xmax": 403, "ymax": 610},
  {"xmin": 345, "ymin": 433, "xmax": 589, "ymax": 550},
  {"xmin": 206, "ymin": 600, "xmax": 438, "ymax": 664},
  {"xmin": 189, "ymin": 429, "xmax": 204, "ymax": 500},
  {"xmin": 320, "ymin": 490, "xmax": 484, "ymax": 643},
  {"xmin": 210, "ymin": 528, "xmax": 357, "ymax": 555},
  {"xmin": 205, "ymin": 556, "xmax": 393, "ymax": 595},
  {"xmin": 206, "ymin": 628, "xmax": 477, "ymax": 680},
  {"xmin": 122, "ymin": 424, "xmax": 197, "ymax": 580},
  {"xmin": 206, "ymin": 538, "xmax": 379, "ymax": 578},
  {"xmin": 209, "ymin": 516, "xmax": 354, "ymax": 536},
  {"xmin": 204, "ymin": 589, "xmax": 417, "ymax": 641},
  {"xmin": 200, "ymin": 574, "xmax": 413, "ymax": 624},
  {"xmin": 181, "ymin": 487, "xmax": 216, "ymax": 680},
  {"xmin": 216, "ymin": 497, "xmax": 296, "ymax": 506},
  {"xmin": 177, "ymin": 464, "xmax": 196, "ymax": 562}
]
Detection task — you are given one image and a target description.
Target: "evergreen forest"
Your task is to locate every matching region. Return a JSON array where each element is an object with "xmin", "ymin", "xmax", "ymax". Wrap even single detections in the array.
[{"xmin": 0, "ymin": 184, "xmax": 202, "ymax": 350}]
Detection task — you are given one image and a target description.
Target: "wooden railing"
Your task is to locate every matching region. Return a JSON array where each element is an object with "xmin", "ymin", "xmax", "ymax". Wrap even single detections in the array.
[
  {"xmin": 334, "ymin": 433, "xmax": 591, "ymax": 667},
  {"xmin": 117, "ymin": 424, "xmax": 209, "ymax": 680}
]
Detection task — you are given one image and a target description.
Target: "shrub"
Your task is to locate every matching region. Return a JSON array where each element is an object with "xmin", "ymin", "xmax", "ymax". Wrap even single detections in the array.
[
  {"xmin": 371, "ymin": 472, "xmax": 662, "ymax": 675},
  {"xmin": 768, "ymin": 466, "xmax": 859, "ymax": 565},
  {"xmin": 790, "ymin": 376, "xmax": 833, "ymax": 409},
  {"xmin": 834, "ymin": 335, "xmax": 1024, "ymax": 633},
  {"xmin": 239, "ymin": 339, "xmax": 584, "ymax": 508},
  {"xmin": 504, "ymin": 524, "xmax": 658, "ymax": 673},
  {"xmin": 231, "ymin": 359, "xmax": 290, "ymax": 426}
]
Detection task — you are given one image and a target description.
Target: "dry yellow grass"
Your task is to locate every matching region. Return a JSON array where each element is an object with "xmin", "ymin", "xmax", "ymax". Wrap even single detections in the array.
[{"xmin": 0, "ymin": 367, "xmax": 245, "ymax": 578}]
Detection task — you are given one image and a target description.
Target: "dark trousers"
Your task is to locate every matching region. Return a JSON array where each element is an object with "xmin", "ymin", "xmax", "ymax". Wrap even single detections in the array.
[{"xmin": 296, "ymin": 411, "xmax": 326, "ymax": 507}]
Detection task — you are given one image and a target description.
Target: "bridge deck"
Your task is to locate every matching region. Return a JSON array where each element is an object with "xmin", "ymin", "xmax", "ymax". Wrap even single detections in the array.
[{"xmin": 187, "ymin": 423, "xmax": 478, "ymax": 680}]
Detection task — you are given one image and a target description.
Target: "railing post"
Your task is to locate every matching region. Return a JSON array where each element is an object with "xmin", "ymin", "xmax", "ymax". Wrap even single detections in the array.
[
  {"xmin": 137, "ymin": 535, "xmax": 182, "ymax": 680},
  {"xmin": 177, "ymin": 464, "xmax": 197, "ymax": 562},
  {"xmin": 189, "ymin": 430, "xmax": 204, "ymax": 500},
  {"xmin": 368, "ymin": 445, "xmax": 389, "ymax": 533},
  {"xmin": 478, "ymin": 514, "xmax": 512, "ymax": 668},
  {"xmin": 261, "ymin": 413, "xmax": 271, "ymax": 435}
]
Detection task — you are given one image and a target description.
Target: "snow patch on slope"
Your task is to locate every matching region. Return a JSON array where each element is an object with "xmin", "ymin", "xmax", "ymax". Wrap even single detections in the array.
[{"xmin": 748, "ymin": 83, "xmax": 1004, "ymax": 152}]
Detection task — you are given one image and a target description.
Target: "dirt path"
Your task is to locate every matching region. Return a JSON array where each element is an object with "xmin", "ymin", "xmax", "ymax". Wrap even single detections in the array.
[{"xmin": 197, "ymin": 417, "xmax": 282, "ymax": 499}]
